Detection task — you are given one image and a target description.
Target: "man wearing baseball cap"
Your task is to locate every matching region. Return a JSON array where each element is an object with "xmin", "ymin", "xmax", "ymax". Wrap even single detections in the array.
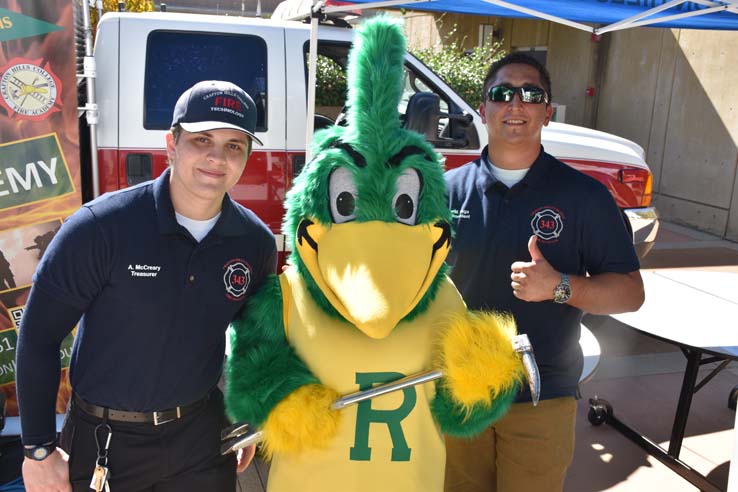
[{"xmin": 17, "ymin": 80, "xmax": 276, "ymax": 492}]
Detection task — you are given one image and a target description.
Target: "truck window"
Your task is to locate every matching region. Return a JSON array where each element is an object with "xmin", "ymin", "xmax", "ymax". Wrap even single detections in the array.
[
  {"xmin": 314, "ymin": 54, "xmax": 347, "ymax": 125},
  {"xmin": 398, "ymin": 70, "xmax": 449, "ymax": 116},
  {"xmin": 307, "ymin": 41, "xmax": 477, "ymax": 149},
  {"xmin": 308, "ymin": 42, "xmax": 450, "ymax": 120},
  {"xmin": 144, "ymin": 31, "xmax": 268, "ymax": 131}
]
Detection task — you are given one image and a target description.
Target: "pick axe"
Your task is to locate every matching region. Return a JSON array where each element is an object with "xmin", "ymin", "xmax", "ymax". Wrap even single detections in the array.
[{"xmin": 220, "ymin": 334, "xmax": 539, "ymax": 455}]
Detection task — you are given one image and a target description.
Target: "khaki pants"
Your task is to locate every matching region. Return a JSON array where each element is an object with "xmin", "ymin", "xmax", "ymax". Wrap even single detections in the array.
[{"xmin": 444, "ymin": 397, "xmax": 577, "ymax": 492}]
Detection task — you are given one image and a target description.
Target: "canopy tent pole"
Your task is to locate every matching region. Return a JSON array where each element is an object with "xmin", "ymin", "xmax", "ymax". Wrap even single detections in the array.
[
  {"xmin": 624, "ymin": 5, "xmax": 733, "ymax": 30},
  {"xmin": 305, "ymin": 1, "xmax": 323, "ymax": 163},
  {"xmin": 81, "ymin": 0, "xmax": 101, "ymax": 198},
  {"xmin": 596, "ymin": 0, "xmax": 736, "ymax": 34},
  {"xmin": 480, "ymin": 0, "xmax": 594, "ymax": 33},
  {"xmin": 595, "ymin": 0, "xmax": 708, "ymax": 34}
]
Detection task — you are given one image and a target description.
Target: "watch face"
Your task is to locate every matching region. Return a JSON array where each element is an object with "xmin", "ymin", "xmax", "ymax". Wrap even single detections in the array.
[
  {"xmin": 32, "ymin": 447, "xmax": 50, "ymax": 460},
  {"xmin": 25, "ymin": 445, "xmax": 52, "ymax": 461},
  {"xmin": 554, "ymin": 282, "xmax": 572, "ymax": 303}
]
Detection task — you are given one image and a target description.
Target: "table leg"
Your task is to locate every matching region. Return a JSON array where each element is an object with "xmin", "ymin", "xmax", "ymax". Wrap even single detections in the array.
[
  {"xmin": 728, "ymin": 407, "xmax": 738, "ymax": 492},
  {"xmin": 729, "ymin": 384, "xmax": 738, "ymax": 411},
  {"xmin": 668, "ymin": 349, "xmax": 701, "ymax": 458},
  {"xmin": 588, "ymin": 347, "xmax": 725, "ymax": 492}
]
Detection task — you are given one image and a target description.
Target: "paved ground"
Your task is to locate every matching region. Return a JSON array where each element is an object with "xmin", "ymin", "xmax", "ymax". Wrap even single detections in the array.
[{"xmin": 237, "ymin": 221, "xmax": 738, "ymax": 492}]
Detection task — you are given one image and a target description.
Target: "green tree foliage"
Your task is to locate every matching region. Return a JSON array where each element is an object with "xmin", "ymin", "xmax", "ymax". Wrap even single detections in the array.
[
  {"xmin": 315, "ymin": 55, "xmax": 348, "ymax": 107},
  {"xmin": 88, "ymin": 0, "xmax": 155, "ymax": 32},
  {"xmin": 411, "ymin": 26, "xmax": 506, "ymax": 109}
]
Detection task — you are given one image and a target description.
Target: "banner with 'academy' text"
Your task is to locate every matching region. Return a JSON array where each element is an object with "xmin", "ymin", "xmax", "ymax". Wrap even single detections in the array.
[{"xmin": 0, "ymin": 0, "xmax": 81, "ymax": 420}]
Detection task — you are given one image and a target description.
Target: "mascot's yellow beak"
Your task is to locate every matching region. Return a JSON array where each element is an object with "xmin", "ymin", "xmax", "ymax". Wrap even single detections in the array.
[{"xmin": 296, "ymin": 219, "xmax": 450, "ymax": 339}]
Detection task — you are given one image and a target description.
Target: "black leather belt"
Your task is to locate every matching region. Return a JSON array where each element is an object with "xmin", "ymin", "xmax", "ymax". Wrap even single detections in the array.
[{"xmin": 73, "ymin": 392, "xmax": 210, "ymax": 426}]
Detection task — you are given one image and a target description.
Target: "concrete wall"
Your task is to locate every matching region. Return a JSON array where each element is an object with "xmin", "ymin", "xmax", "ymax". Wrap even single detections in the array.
[
  {"xmin": 547, "ymin": 24, "xmax": 595, "ymax": 127},
  {"xmin": 508, "ymin": 17, "xmax": 549, "ymax": 47},
  {"xmin": 403, "ymin": 12, "xmax": 501, "ymax": 51},
  {"xmin": 596, "ymin": 28, "xmax": 738, "ymax": 241},
  {"xmin": 403, "ymin": 12, "xmax": 444, "ymax": 49}
]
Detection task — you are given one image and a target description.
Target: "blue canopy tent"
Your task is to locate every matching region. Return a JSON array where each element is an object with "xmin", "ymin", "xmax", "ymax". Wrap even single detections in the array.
[{"xmin": 325, "ymin": 0, "xmax": 738, "ymax": 33}]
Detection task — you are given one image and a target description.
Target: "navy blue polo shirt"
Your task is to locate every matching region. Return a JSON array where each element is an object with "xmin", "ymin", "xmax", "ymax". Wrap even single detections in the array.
[
  {"xmin": 17, "ymin": 170, "xmax": 276, "ymax": 444},
  {"xmin": 445, "ymin": 146, "xmax": 639, "ymax": 402}
]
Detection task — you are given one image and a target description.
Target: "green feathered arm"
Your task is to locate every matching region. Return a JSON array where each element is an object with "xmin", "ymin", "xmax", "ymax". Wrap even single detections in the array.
[
  {"xmin": 429, "ymin": 310, "xmax": 524, "ymax": 437},
  {"xmin": 431, "ymin": 383, "xmax": 518, "ymax": 438},
  {"xmin": 225, "ymin": 274, "xmax": 319, "ymax": 427}
]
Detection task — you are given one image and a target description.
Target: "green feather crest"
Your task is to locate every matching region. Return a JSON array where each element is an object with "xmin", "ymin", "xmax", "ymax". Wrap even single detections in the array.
[{"xmin": 283, "ymin": 15, "xmax": 452, "ymax": 319}]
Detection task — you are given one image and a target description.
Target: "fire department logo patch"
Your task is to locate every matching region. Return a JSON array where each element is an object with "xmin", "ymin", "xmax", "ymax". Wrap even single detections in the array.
[
  {"xmin": 0, "ymin": 58, "xmax": 62, "ymax": 121},
  {"xmin": 223, "ymin": 259, "xmax": 251, "ymax": 301},
  {"xmin": 531, "ymin": 207, "xmax": 564, "ymax": 241}
]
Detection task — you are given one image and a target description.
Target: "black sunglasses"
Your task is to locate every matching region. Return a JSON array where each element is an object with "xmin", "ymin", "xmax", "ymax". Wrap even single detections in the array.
[{"xmin": 488, "ymin": 85, "xmax": 549, "ymax": 104}]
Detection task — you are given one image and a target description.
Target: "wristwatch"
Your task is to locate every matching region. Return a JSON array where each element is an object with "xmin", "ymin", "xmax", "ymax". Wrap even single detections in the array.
[
  {"xmin": 23, "ymin": 442, "xmax": 56, "ymax": 461},
  {"xmin": 553, "ymin": 273, "xmax": 572, "ymax": 304}
]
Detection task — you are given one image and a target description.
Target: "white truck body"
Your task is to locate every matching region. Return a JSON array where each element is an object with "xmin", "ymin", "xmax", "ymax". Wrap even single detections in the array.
[{"xmin": 91, "ymin": 12, "xmax": 658, "ymax": 258}]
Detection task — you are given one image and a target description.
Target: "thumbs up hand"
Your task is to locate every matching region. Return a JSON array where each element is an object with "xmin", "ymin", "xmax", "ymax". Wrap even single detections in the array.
[{"xmin": 510, "ymin": 235, "xmax": 561, "ymax": 302}]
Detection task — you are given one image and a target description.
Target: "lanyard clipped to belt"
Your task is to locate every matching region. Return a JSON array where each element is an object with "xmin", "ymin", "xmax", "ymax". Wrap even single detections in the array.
[{"xmin": 90, "ymin": 408, "xmax": 112, "ymax": 492}]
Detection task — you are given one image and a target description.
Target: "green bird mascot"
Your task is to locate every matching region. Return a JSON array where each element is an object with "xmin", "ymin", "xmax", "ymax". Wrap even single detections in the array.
[{"xmin": 226, "ymin": 15, "xmax": 527, "ymax": 492}]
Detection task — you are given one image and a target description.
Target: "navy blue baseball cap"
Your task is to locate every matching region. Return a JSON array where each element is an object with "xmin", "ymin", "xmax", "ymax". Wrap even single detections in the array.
[{"xmin": 171, "ymin": 80, "xmax": 263, "ymax": 145}]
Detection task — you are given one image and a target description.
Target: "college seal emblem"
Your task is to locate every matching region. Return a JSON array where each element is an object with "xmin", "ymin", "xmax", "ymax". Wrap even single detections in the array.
[{"xmin": 0, "ymin": 58, "xmax": 62, "ymax": 121}]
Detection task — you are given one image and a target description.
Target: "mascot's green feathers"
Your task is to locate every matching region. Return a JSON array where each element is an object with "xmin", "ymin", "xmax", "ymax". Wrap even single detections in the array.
[
  {"xmin": 284, "ymin": 15, "xmax": 450, "ymax": 322},
  {"xmin": 226, "ymin": 15, "xmax": 524, "ymax": 468}
]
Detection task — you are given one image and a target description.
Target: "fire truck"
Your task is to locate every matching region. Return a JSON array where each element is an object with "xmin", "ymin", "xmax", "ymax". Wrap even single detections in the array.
[{"xmin": 84, "ymin": 11, "xmax": 658, "ymax": 260}]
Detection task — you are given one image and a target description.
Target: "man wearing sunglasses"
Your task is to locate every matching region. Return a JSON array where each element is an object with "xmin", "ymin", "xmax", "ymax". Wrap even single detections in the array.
[{"xmin": 444, "ymin": 53, "xmax": 644, "ymax": 492}]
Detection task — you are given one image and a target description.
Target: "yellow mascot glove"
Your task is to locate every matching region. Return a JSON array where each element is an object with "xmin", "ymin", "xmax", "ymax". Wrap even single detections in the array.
[
  {"xmin": 261, "ymin": 383, "xmax": 341, "ymax": 458},
  {"xmin": 436, "ymin": 311, "xmax": 524, "ymax": 410}
]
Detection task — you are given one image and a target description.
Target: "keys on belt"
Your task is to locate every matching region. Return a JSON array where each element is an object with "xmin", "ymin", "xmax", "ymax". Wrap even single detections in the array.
[{"xmin": 89, "ymin": 423, "xmax": 112, "ymax": 492}]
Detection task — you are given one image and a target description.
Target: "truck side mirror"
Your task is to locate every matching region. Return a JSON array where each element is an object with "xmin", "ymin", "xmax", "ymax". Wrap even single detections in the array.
[{"xmin": 403, "ymin": 92, "xmax": 474, "ymax": 148}]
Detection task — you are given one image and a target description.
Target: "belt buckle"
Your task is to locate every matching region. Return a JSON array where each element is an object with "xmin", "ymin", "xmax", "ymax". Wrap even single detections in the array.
[{"xmin": 153, "ymin": 407, "xmax": 181, "ymax": 426}]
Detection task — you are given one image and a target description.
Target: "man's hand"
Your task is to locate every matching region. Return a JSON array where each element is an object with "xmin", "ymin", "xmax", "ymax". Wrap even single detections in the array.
[
  {"xmin": 510, "ymin": 235, "xmax": 560, "ymax": 302},
  {"xmin": 236, "ymin": 444, "xmax": 256, "ymax": 473},
  {"xmin": 22, "ymin": 448, "xmax": 71, "ymax": 492}
]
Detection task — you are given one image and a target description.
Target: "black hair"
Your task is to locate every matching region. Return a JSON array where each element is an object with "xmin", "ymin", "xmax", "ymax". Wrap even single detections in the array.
[
  {"xmin": 482, "ymin": 52, "xmax": 552, "ymax": 104},
  {"xmin": 170, "ymin": 124, "xmax": 183, "ymax": 143}
]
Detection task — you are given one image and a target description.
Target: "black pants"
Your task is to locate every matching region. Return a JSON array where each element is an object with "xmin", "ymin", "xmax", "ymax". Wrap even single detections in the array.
[{"xmin": 60, "ymin": 390, "xmax": 236, "ymax": 492}]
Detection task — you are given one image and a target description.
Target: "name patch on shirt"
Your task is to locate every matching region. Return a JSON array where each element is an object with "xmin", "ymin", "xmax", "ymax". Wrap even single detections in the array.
[
  {"xmin": 530, "ymin": 206, "xmax": 565, "ymax": 242},
  {"xmin": 451, "ymin": 208, "xmax": 470, "ymax": 220},
  {"xmin": 223, "ymin": 259, "xmax": 251, "ymax": 301},
  {"xmin": 128, "ymin": 264, "xmax": 161, "ymax": 278}
]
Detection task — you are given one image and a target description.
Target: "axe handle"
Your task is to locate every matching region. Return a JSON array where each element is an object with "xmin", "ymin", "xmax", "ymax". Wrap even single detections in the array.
[{"xmin": 331, "ymin": 370, "xmax": 443, "ymax": 410}]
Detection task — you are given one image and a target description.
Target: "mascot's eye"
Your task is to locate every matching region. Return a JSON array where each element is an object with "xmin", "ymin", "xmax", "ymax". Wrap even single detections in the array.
[
  {"xmin": 393, "ymin": 168, "xmax": 421, "ymax": 225},
  {"xmin": 329, "ymin": 166, "xmax": 358, "ymax": 223},
  {"xmin": 395, "ymin": 195, "xmax": 413, "ymax": 219},
  {"xmin": 337, "ymin": 192, "xmax": 355, "ymax": 216}
]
